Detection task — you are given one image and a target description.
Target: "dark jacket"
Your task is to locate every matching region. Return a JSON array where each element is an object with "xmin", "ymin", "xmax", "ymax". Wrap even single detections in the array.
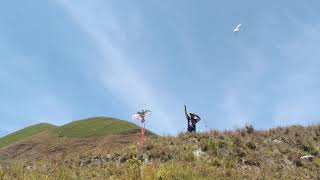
[{"xmin": 184, "ymin": 105, "xmax": 201, "ymax": 132}]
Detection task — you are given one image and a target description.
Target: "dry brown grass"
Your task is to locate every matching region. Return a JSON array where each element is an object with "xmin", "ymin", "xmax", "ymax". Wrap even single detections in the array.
[{"xmin": 1, "ymin": 124, "xmax": 320, "ymax": 179}]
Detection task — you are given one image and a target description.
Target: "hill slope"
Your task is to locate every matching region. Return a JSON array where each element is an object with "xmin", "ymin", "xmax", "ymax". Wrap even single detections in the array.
[
  {"xmin": 0, "ymin": 123, "xmax": 56, "ymax": 148},
  {"xmin": 53, "ymin": 117, "xmax": 141, "ymax": 138},
  {"xmin": 1, "ymin": 124, "xmax": 320, "ymax": 179},
  {"xmin": 0, "ymin": 117, "xmax": 155, "ymax": 161}
]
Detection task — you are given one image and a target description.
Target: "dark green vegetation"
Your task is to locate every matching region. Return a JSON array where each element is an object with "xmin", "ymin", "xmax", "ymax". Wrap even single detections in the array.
[
  {"xmin": 0, "ymin": 122, "xmax": 320, "ymax": 179},
  {"xmin": 0, "ymin": 123, "xmax": 56, "ymax": 148}
]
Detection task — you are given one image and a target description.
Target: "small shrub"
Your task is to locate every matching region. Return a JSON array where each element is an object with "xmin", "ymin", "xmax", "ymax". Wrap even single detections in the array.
[
  {"xmin": 244, "ymin": 124, "xmax": 255, "ymax": 134},
  {"xmin": 217, "ymin": 141, "xmax": 228, "ymax": 149},
  {"xmin": 314, "ymin": 158, "xmax": 320, "ymax": 168},
  {"xmin": 210, "ymin": 157, "xmax": 221, "ymax": 167},
  {"xmin": 200, "ymin": 137, "xmax": 218, "ymax": 156},
  {"xmin": 284, "ymin": 128, "xmax": 290, "ymax": 134},
  {"xmin": 244, "ymin": 158, "xmax": 260, "ymax": 167},
  {"xmin": 179, "ymin": 151, "xmax": 195, "ymax": 162},
  {"xmin": 236, "ymin": 148, "xmax": 246, "ymax": 158},
  {"xmin": 223, "ymin": 158, "xmax": 237, "ymax": 169},
  {"xmin": 246, "ymin": 142, "xmax": 256, "ymax": 150},
  {"xmin": 233, "ymin": 137, "xmax": 241, "ymax": 147},
  {"xmin": 126, "ymin": 156, "xmax": 142, "ymax": 180},
  {"xmin": 289, "ymin": 154, "xmax": 304, "ymax": 167}
]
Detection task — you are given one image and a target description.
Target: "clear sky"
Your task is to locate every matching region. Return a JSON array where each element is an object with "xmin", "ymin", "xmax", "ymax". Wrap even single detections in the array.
[{"xmin": 1, "ymin": 1, "xmax": 320, "ymax": 136}]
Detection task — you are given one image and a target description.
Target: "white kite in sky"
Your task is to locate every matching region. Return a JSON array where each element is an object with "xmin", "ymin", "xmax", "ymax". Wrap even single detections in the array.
[{"xmin": 233, "ymin": 24, "xmax": 242, "ymax": 33}]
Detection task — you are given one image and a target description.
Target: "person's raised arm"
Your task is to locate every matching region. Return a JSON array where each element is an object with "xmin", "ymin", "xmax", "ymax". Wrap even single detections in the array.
[
  {"xmin": 194, "ymin": 114, "xmax": 201, "ymax": 123},
  {"xmin": 184, "ymin": 105, "xmax": 189, "ymax": 119}
]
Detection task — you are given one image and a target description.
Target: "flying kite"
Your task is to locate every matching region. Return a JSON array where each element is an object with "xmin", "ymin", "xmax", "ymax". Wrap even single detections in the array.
[
  {"xmin": 132, "ymin": 109, "xmax": 151, "ymax": 123},
  {"xmin": 132, "ymin": 109, "xmax": 151, "ymax": 144},
  {"xmin": 233, "ymin": 24, "xmax": 242, "ymax": 33}
]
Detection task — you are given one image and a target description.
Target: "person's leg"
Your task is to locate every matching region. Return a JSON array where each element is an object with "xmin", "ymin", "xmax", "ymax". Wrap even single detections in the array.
[{"xmin": 192, "ymin": 124, "xmax": 196, "ymax": 132}]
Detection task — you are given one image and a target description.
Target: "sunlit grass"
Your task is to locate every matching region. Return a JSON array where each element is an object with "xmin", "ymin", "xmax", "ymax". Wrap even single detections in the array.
[{"xmin": 1, "ymin": 124, "xmax": 319, "ymax": 179}]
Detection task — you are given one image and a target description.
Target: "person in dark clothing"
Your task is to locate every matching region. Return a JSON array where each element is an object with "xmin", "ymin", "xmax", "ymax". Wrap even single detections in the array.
[{"xmin": 184, "ymin": 105, "xmax": 201, "ymax": 132}]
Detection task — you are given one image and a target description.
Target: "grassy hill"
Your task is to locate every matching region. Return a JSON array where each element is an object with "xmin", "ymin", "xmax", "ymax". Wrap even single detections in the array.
[
  {"xmin": 52, "ymin": 117, "xmax": 142, "ymax": 138},
  {"xmin": 0, "ymin": 117, "xmax": 152, "ymax": 150},
  {"xmin": 0, "ymin": 117, "xmax": 155, "ymax": 161},
  {"xmin": 1, "ymin": 124, "xmax": 320, "ymax": 179},
  {"xmin": 2, "ymin": 118, "xmax": 319, "ymax": 179},
  {"xmin": 0, "ymin": 123, "xmax": 56, "ymax": 148}
]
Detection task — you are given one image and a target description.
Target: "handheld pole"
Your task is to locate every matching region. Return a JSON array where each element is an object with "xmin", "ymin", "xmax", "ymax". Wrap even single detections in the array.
[
  {"xmin": 138, "ymin": 121, "xmax": 145, "ymax": 145},
  {"xmin": 203, "ymin": 118, "xmax": 208, "ymax": 129}
]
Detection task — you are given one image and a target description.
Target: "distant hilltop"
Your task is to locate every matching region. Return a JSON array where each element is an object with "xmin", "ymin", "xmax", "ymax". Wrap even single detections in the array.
[{"xmin": 0, "ymin": 117, "xmax": 156, "ymax": 160}]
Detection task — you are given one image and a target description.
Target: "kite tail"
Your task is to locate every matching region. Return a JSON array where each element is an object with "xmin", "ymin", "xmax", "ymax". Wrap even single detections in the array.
[{"xmin": 138, "ymin": 123, "xmax": 145, "ymax": 145}]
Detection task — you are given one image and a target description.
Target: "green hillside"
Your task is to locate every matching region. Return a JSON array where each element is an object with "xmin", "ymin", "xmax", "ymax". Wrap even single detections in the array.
[
  {"xmin": 0, "ymin": 123, "xmax": 56, "ymax": 148},
  {"xmin": 52, "ymin": 117, "xmax": 143, "ymax": 138},
  {"xmin": 0, "ymin": 117, "xmax": 155, "ymax": 150}
]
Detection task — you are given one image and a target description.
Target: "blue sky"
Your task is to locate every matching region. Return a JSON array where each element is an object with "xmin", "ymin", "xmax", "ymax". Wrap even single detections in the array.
[{"xmin": 0, "ymin": 1, "xmax": 320, "ymax": 136}]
